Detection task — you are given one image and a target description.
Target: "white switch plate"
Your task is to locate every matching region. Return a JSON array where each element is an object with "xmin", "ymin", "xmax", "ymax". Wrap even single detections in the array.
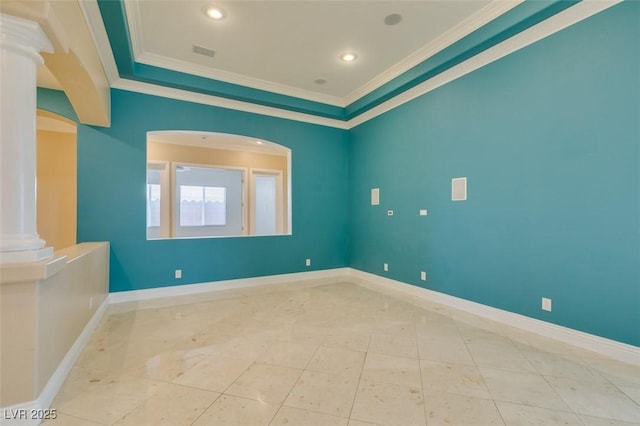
[
  {"xmin": 175, "ymin": 269, "xmax": 182, "ymax": 279},
  {"xmin": 419, "ymin": 209, "xmax": 428, "ymax": 216},
  {"xmin": 421, "ymin": 271, "xmax": 427, "ymax": 281},
  {"xmin": 383, "ymin": 263, "xmax": 388, "ymax": 272},
  {"xmin": 387, "ymin": 210, "xmax": 394, "ymax": 216},
  {"xmin": 452, "ymin": 177, "xmax": 467, "ymax": 201},
  {"xmin": 371, "ymin": 188, "xmax": 380, "ymax": 205},
  {"xmin": 306, "ymin": 258, "xmax": 311, "ymax": 266},
  {"xmin": 542, "ymin": 297, "xmax": 552, "ymax": 312}
]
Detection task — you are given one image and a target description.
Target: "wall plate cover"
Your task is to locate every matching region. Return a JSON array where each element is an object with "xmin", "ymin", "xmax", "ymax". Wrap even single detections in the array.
[
  {"xmin": 371, "ymin": 188, "xmax": 380, "ymax": 205},
  {"xmin": 452, "ymin": 177, "xmax": 467, "ymax": 201}
]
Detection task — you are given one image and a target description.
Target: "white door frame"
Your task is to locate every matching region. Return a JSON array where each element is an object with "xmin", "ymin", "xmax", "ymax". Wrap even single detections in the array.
[{"xmin": 249, "ymin": 168, "xmax": 284, "ymax": 235}]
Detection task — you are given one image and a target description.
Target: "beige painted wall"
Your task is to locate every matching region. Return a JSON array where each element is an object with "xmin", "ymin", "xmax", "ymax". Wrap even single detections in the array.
[
  {"xmin": 37, "ymin": 129, "xmax": 77, "ymax": 250},
  {"xmin": 148, "ymin": 142, "xmax": 289, "ymax": 235},
  {"xmin": 0, "ymin": 243, "xmax": 109, "ymax": 407},
  {"xmin": 36, "ymin": 243, "xmax": 109, "ymax": 395}
]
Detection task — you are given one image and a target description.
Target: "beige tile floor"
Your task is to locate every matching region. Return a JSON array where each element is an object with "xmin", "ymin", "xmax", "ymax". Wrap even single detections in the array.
[{"xmin": 43, "ymin": 279, "xmax": 640, "ymax": 426}]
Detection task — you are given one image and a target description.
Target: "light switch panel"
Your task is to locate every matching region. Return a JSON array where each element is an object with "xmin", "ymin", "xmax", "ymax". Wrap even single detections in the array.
[{"xmin": 371, "ymin": 188, "xmax": 380, "ymax": 205}]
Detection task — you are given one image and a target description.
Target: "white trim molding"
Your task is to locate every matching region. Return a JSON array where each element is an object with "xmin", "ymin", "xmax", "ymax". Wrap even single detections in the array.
[
  {"xmin": 108, "ymin": 0, "xmax": 622, "ymax": 131},
  {"xmin": 347, "ymin": 268, "xmax": 640, "ymax": 367},
  {"xmin": 342, "ymin": 0, "xmax": 524, "ymax": 106},
  {"xmin": 124, "ymin": 0, "xmax": 344, "ymax": 107},
  {"xmin": 111, "ymin": 78, "xmax": 349, "ymax": 130},
  {"xmin": 78, "ymin": 0, "xmax": 119, "ymax": 85},
  {"xmin": 135, "ymin": 51, "xmax": 346, "ymax": 108},
  {"xmin": 123, "ymin": 0, "xmax": 523, "ymax": 108},
  {"xmin": 3, "ymin": 264, "xmax": 637, "ymax": 424},
  {"xmin": 108, "ymin": 266, "xmax": 639, "ymax": 366},
  {"xmin": 109, "ymin": 267, "xmax": 351, "ymax": 304},
  {"xmin": 347, "ymin": 0, "xmax": 622, "ymax": 128},
  {"xmin": 0, "ymin": 296, "xmax": 109, "ymax": 426}
]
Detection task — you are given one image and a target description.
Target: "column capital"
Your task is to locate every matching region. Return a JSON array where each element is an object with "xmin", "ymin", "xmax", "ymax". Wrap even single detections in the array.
[{"xmin": 0, "ymin": 13, "xmax": 53, "ymax": 65}]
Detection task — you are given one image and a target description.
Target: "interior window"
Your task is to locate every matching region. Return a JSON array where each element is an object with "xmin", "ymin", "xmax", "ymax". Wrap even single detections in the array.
[{"xmin": 146, "ymin": 131, "xmax": 291, "ymax": 239}]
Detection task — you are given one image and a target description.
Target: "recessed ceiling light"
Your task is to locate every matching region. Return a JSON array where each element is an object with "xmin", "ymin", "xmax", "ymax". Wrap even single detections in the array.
[
  {"xmin": 340, "ymin": 52, "xmax": 357, "ymax": 63},
  {"xmin": 204, "ymin": 5, "xmax": 226, "ymax": 20},
  {"xmin": 384, "ymin": 13, "xmax": 402, "ymax": 26},
  {"xmin": 255, "ymin": 140, "xmax": 263, "ymax": 145},
  {"xmin": 314, "ymin": 78, "xmax": 328, "ymax": 85}
]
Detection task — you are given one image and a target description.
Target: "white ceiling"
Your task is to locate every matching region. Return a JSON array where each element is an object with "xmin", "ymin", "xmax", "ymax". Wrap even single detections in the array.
[{"xmin": 126, "ymin": 0, "xmax": 498, "ymax": 106}]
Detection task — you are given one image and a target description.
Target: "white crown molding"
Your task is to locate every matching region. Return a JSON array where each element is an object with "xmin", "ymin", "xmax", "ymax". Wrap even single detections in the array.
[
  {"xmin": 348, "ymin": 0, "xmax": 622, "ymax": 129},
  {"xmin": 111, "ymin": 78, "xmax": 349, "ymax": 129},
  {"xmin": 122, "ymin": 0, "xmax": 144, "ymax": 59},
  {"xmin": 342, "ymin": 0, "xmax": 524, "ymax": 106},
  {"xmin": 135, "ymin": 51, "xmax": 346, "ymax": 108},
  {"xmin": 125, "ymin": 0, "xmax": 344, "ymax": 107},
  {"xmin": 111, "ymin": 78, "xmax": 347, "ymax": 129},
  {"xmin": 347, "ymin": 269, "xmax": 640, "ymax": 366},
  {"xmin": 93, "ymin": 0, "xmax": 619, "ymax": 131},
  {"xmin": 78, "ymin": 0, "xmax": 120, "ymax": 84},
  {"xmin": 123, "ymin": 0, "xmax": 523, "ymax": 109}
]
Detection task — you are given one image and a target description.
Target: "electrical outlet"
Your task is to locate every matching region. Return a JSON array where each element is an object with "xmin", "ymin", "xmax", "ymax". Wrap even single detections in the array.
[
  {"xmin": 419, "ymin": 209, "xmax": 428, "ymax": 216},
  {"xmin": 542, "ymin": 297, "xmax": 552, "ymax": 312},
  {"xmin": 383, "ymin": 263, "xmax": 389, "ymax": 272},
  {"xmin": 306, "ymin": 258, "xmax": 311, "ymax": 266},
  {"xmin": 175, "ymin": 269, "xmax": 182, "ymax": 279},
  {"xmin": 421, "ymin": 271, "xmax": 427, "ymax": 281}
]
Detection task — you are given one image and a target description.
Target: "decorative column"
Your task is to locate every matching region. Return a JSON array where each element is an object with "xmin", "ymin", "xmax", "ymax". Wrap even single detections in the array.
[{"xmin": 0, "ymin": 14, "xmax": 54, "ymax": 263}]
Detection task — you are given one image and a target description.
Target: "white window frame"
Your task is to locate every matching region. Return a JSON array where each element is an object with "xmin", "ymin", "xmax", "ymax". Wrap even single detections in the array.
[
  {"xmin": 171, "ymin": 162, "xmax": 248, "ymax": 238},
  {"xmin": 146, "ymin": 161, "xmax": 171, "ymax": 239}
]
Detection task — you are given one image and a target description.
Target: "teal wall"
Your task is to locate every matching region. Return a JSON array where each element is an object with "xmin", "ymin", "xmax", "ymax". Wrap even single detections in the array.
[
  {"xmin": 37, "ymin": 2, "xmax": 638, "ymax": 346},
  {"xmin": 40, "ymin": 89, "xmax": 350, "ymax": 292},
  {"xmin": 349, "ymin": 2, "xmax": 639, "ymax": 346}
]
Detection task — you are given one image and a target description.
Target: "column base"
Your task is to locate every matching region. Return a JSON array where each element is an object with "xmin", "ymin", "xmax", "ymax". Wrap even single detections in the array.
[{"xmin": 0, "ymin": 247, "xmax": 54, "ymax": 264}]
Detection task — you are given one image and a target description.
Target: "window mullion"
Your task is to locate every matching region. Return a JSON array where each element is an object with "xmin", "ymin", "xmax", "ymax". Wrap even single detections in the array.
[{"xmin": 201, "ymin": 186, "xmax": 206, "ymax": 226}]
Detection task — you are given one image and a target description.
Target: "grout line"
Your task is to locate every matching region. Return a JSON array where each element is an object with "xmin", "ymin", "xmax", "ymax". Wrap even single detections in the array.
[
  {"xmin": 412, "ymin": 307, "xmax": 430, "ymax": 426},
  {"xmin": 346, "ymin": 348, "xmax": 369, "ymax": 422},
  {"xmin": 188, "ymin": 392, "xmax": 222, "ymax": 426},
  {"xmin": 52, "ymin": 278, "xmax": 639, "ymax": 426}
]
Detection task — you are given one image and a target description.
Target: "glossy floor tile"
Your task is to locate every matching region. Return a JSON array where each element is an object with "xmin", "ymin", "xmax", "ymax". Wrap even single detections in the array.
[{"xmin": 42, "ymin": 279, "xmax": 639, "ymax": 425}]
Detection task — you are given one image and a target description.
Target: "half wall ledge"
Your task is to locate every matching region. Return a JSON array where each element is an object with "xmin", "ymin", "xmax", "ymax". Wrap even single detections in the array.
[{"xmin": 0, "ymin": 242, "xmax": 110, "ymax": 410}]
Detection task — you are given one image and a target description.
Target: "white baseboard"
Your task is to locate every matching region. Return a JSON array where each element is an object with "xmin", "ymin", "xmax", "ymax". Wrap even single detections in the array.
[
  {"xmin": 0, "ymin": 296, "xmax": 109, "ymax": 426},
  {"xmin": 347, "ymin": 268, "xmax": 640, "ymax": 366},
  {"xmin": 109, "ymin": 268, "xmax": 350, "ymax": 304},
  {"xmin": 3, "ymin": 265, "xmax": 636, "ymax": 425}
]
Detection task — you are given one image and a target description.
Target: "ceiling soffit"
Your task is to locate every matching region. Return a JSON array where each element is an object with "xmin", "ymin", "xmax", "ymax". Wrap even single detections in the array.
[{"xmin": 96, "ymin": 0, "xmax": 580, "ymax": 122}]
